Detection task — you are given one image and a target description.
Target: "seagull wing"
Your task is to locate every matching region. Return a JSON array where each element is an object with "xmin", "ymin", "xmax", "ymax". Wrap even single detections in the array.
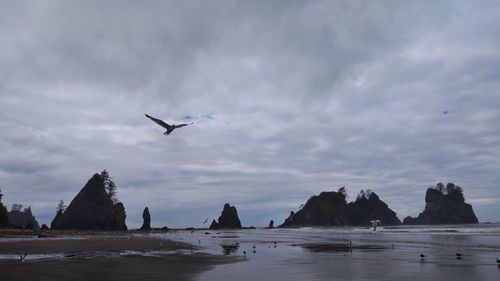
[
  {"xmin": 145, "ymin": 114, "xmax": 171, "ymax": 129},
  {"xmin": 173, "ymin": 122, "xmax": 194, "ymax": 129}
]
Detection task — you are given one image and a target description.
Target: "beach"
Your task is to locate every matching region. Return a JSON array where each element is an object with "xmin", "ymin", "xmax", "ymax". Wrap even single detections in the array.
[
  {"xmin": 0, "ymin": 233, "xmax": 236, "ymax": 281},
  {"xmin": 1, "ymin": 225, "xmax": 500, "ymax": 281}
]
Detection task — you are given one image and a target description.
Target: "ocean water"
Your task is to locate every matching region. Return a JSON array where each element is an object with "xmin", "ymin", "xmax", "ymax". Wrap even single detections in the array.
[{"xmin": 158, "ymin": 223, "xmax": 500, "ymax": 281}]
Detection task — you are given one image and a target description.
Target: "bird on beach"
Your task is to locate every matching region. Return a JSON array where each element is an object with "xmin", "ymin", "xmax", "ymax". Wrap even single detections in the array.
[
  {"xmin": 456, "ymin": 252, "xmax": 463, "ymax": 259},
  {"xmin": 420, "ymin": 253, "xmax": 426, "ymax": 260},
  {"xmin": 496, "ymin": 257, "xmax": 499, "ymax": 266},
  {"xmin": 18, "ymin": 253, "xmax": 27, "ymax": 262},
  {"xmin": 145, "ymin": 114, "xmax": 194, "ymax": 135}
]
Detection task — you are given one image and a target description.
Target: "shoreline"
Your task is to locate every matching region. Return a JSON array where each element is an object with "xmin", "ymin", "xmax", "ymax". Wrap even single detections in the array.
[{"xmin": 0, "ymin": 231, "xmax": 238, "ymax": 281}]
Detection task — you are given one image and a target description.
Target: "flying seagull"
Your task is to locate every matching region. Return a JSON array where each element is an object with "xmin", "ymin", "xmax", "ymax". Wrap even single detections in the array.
[{"xmin": 145, "ymin": 114, "xmax": 193, "ymax": 135}]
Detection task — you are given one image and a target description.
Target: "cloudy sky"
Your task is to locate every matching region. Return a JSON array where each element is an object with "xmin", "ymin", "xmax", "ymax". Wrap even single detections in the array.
[{"xmin": 1, "ymin": 1, "xmax": 499, "ymax": 228}]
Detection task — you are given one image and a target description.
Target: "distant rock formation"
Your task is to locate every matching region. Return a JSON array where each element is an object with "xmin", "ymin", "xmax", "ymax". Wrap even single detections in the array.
[
  {"xmin": 209, "ymin": 203, "xmax": 242, "ymax": 229},
  {"xmin": 280, "ymin": 187, "xmax": 401, "ymax": 227},
  {"xmin": 348, "ymin": 190, "xmax": 401, "ymax": 226},
  {"xmin": 0, "ymin": 189, "xmax": 9, "ymax": 228},
  {"xmin": 403, "ymin": 183, "xmax": 478, "ymax": 225},
  {"xmin": 140, "ymin": 207, "xmax": 151, "ymax": 231},
  {"xmin": 281, "ymin": 188, "xmax": 350, "ymax": 227},
  {"xmin": 0, "ymin": 201, "xmax": 8, "ymax": 228},
  {"xmin": 50, "ymin": 173, "xmax": 127, "ymax": 230},
  {"xmin": 267, "ymin": 220, "xmax": 274, "ymax": 229},
  {"xmin": 41, "ymin": 224, "xmax": 49, "ymax": 231},
  {"xmin": 8, "ymin": 205, "xmax": 40, "ymax": 230}
]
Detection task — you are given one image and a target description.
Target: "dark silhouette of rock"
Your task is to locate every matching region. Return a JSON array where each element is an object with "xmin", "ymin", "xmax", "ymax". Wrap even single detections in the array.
[
  {"xmin": 0, "ymin": 189, "xmax": 8, "ymax": 228},
  {"xmin": 0, "ymin": 204, "xmax": 7, "ymax": 228},
  {"xmin": 267, "ymin": 220, "xmax": 274, "ymax": 229},
  {"xmin": 209, "ymin": 219, "xmax": 219, "ymax": 229},
  {"xmin": 209, "ymin": 203, "xmax": 242, "ymax": 229},
  {"xmin": 281, "ymin": 189, "xmax": 350, "ymax": 227},
  {"xmin": 41, "ymin": 224, "xmax": 49, "ymax": 231},
  {"xmin": 51, "ymin": 210, "xmax": 64, "ymax": 230},
  {"xmin": 8, "ymin": 206, "xmax": 40, "ymax": 230},
  {"xmin": 140, "ymin": 207, "xmax": 151, "ymax": 231},
  {"xmin": 403, "ymin": 183, "xmax": 478, "ymax": 224},
  {"xmin": 280, "ymin": 188, "xmax": 400, "ymax": 227},
  {"xmin": 50, "ymin": 173, "xmax": 127, "ymax": 230},
  {"xmin": 348, "ymin": 190, "xmax": 401, "ymax": 225}
]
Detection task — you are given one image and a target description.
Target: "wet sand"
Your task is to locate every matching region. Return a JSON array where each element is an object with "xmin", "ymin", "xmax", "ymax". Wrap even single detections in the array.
[
  {"xmin": 2, "ymin": 227, "xmax": 500, "ymax": 281},
  {"xmin": 0, "ymin": 233, "xmax": 236, "ymax": 281}
]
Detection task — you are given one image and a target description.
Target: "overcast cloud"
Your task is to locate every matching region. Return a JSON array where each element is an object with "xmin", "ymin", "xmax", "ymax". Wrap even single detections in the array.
[{"xmin": 1, "ymin": 0, "xmax": 499, "ymax": 228}]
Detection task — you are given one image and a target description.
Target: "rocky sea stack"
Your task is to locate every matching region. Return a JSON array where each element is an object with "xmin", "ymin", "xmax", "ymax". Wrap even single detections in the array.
[
  {"xmin": 140, "ymin": 207, "xmax": 151, "ymax": 231},
  {"xmin": 281, "ymin": 188, "xmax": 401, "ymax": 227},
  {"xmin": 7, "ymin": 205, "xmax": 40, "ymax": 230},
  {"xmin": 51, "ymin": 172, "xmax": 127, "ymax": 230},
  {"xmin": 209, "ymin": 203, "xmax": 242, "ymax": 229},
  {"xmin": 403, "ymin": 183, "xmax": 478, "ymax": 224}
]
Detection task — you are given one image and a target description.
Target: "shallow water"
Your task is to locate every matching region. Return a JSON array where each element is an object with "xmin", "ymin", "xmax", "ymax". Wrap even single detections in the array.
[{"xmin": 159, "ymin": 224, "xmax": 500, "ymax": 281}]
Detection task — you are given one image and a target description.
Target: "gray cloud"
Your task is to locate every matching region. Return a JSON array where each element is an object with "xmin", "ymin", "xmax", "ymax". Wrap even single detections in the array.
[{"xmin": 1, "ymin": 1, "xmax": 499, "ymax": 228}]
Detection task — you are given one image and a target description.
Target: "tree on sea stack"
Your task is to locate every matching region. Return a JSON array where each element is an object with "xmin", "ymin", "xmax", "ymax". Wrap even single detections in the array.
[
  {"xmin": 50, "ymin": 171, "xmax": 127, "ymax": 230},
  {"xmin": 0, "ymin": 187, "xmax": 8, "ymax": 227},
  {"xmin": 100, "ymin": 169, "xmax": 118, "ymax": 204},
  {"xmin": 57, "ymin": 200, "xmax": 67, "ymax": 214}
]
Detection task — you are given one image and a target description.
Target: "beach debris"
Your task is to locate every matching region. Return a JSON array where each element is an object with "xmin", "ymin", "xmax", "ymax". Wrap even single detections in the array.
[
  {"xmin": 145, "ymin": 114, "xmax": 194, "ymax": 135},
  {"xmin": 204, "ymin": 232, "xmax": 210, "ymax": 235},
  {"xmin": 496, "ymin": 258, "xmax": 499, "ymax": 266},
  {"xmin": 221, "ymin": 243, "xmax": 240, "ymax": 255},
  {"xmin": 18, "ymin": 252, "xmax": 28, "ymax": 262},
  {"xmin": 456, "ymin": 252, "xmax": 463, "ymax": 259},
  {"xmin": 420, "ymin": 253, "xmax": 426, "ymax": 260}
]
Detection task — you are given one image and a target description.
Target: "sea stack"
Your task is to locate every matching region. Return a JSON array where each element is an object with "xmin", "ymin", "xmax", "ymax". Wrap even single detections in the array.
[
  {"xmin": 403, "ymin": 183, "xmax": 478, "ymax": 224},
  {"xmin": 50, "ymin": 173, "xmax": 127, "ymax": 230},
  {"xmin": 140, "ymin": 207, "xmax": 151, "ymax": 231},
  {"xmin": 209, "ymin": 203, "xmax": 242, "ymax": 229},
  {"xmin": 7, "ymin": 206, "xmax": 40, "ymax": 230},
  {"xmin": 280, "ymin": 187, "xmax": 401, "ymax": 227},
  {"xmin": 267, "ymin": 220, "xmax": 274, "ymax": 229}
]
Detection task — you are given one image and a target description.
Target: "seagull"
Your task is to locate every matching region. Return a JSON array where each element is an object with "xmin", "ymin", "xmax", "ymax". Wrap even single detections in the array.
[
  {"xmin": 202, "ymin": 218, "xmax": 209, "ymax": 224},
  {"xmin": 19, "ymin": 253, "xmax": 28, "ymax": 262},
  {"xmin": 370, "ymin": 220, "xmax": 381, "ymax": 231},
  {"xmin": 145, "ymin": 114, "xmax": 194, "ymax": 135}
]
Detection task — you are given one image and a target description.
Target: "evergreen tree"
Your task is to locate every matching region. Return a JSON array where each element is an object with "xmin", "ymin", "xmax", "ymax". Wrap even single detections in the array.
[
  {"xmin": 100, "ymin": 169, "xmax": 118, "ymax": 204},
  {"xmin": 56, "ymin": 199, "xmax": 67, "ymax": 214},
  {"xmin": 11, "ymin": 203, "xmax": 23, "ymax": 212}
]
